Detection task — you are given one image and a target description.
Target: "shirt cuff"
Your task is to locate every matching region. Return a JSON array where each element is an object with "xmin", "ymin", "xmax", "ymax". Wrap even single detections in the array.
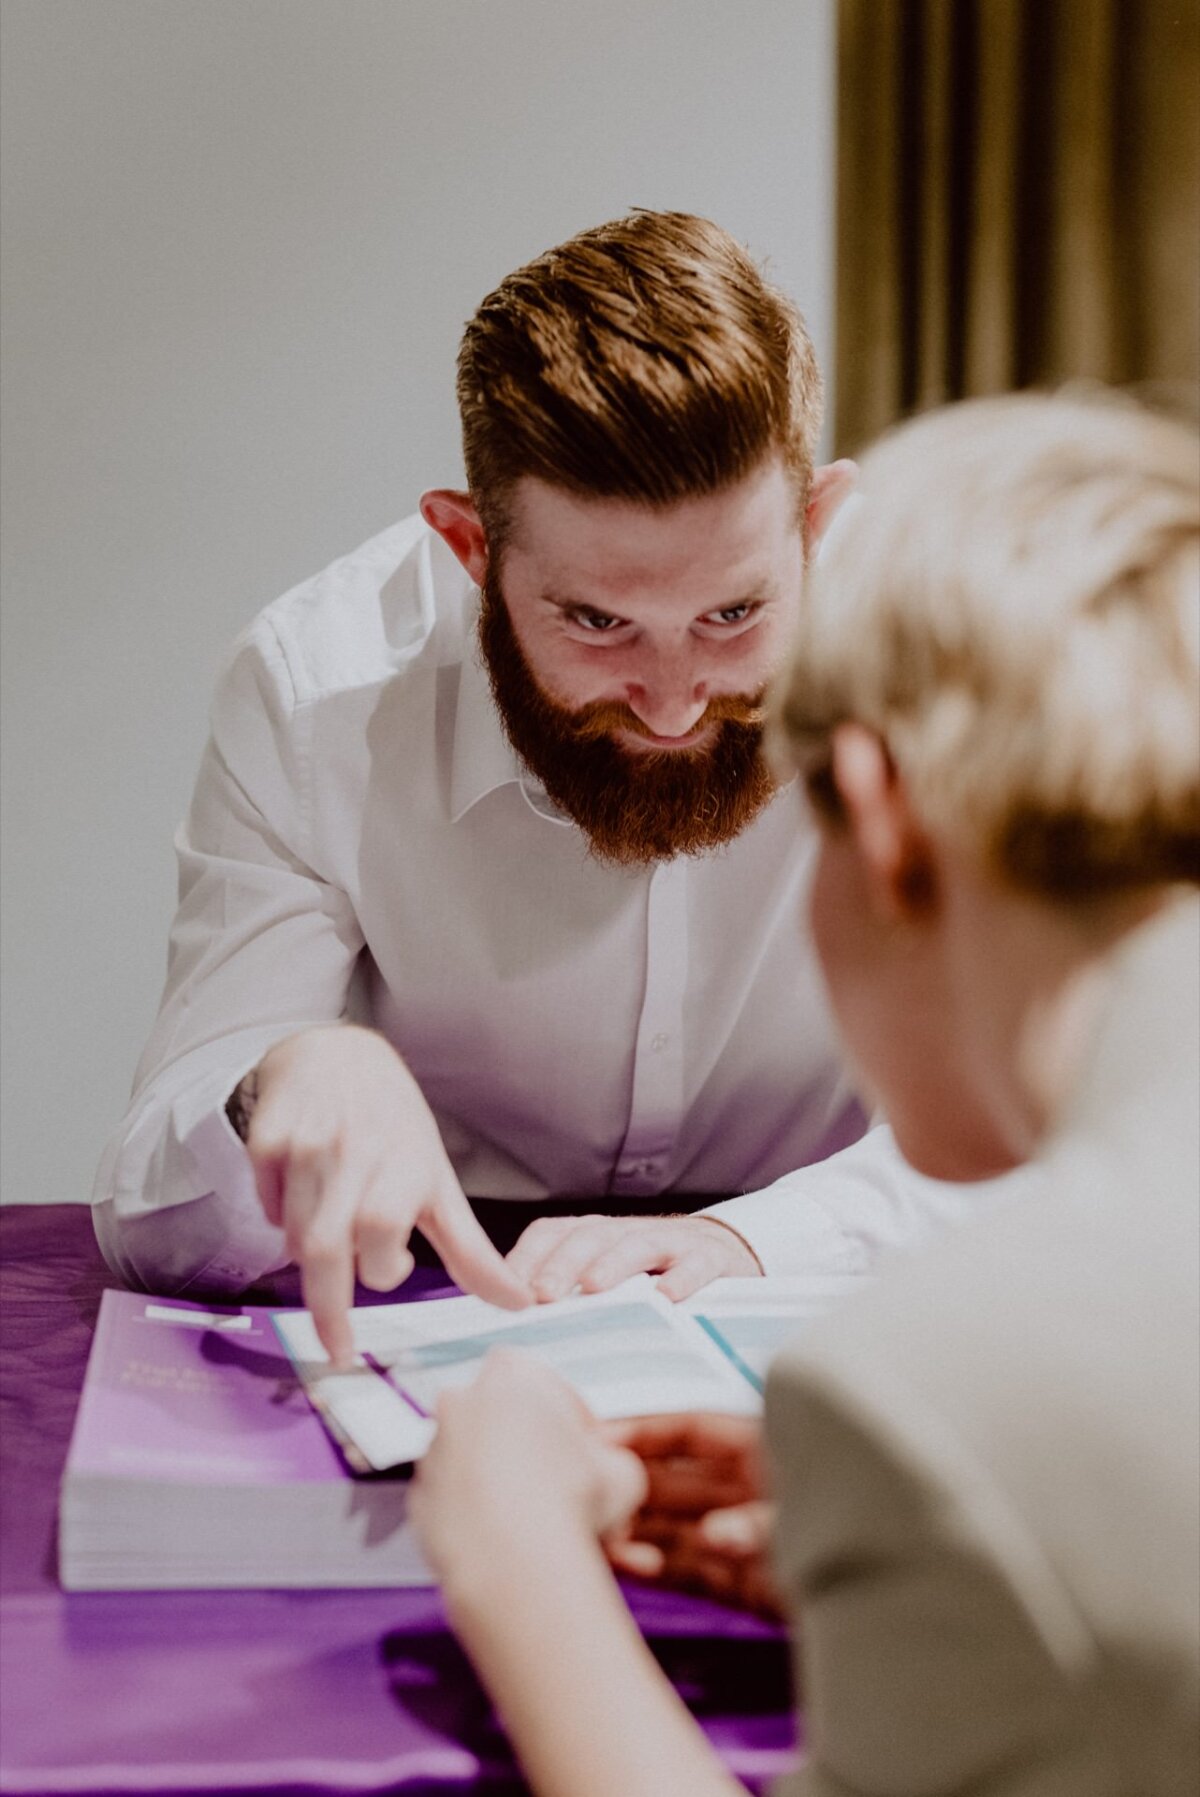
[{"xmin": 699, "ymin": 1186, "xmax": 864, "ymax": 1281}]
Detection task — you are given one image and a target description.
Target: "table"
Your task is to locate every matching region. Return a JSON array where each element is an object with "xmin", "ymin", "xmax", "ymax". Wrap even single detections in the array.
[{"xmin": 0, "ymin": 1205, "xmax": 799, "ymax": 1796}]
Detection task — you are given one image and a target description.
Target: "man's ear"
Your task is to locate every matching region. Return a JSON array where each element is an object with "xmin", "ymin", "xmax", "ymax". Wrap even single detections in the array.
[
  {"xmin": 419, "ymin": 489, "xmax": 488, "ymax": 585},
  {"xmin": 806, "ymin": 460, "xmax": 858, "ymax": 550},
  {"xmin": 829, "ymin": 723, "xmax": 938, "ymax": 921}
]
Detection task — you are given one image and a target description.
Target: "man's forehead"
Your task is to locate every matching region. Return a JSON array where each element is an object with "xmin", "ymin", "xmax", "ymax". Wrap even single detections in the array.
[{"xmin": 503, "ymin": 460, "xmax": 802, "ymax": 591}]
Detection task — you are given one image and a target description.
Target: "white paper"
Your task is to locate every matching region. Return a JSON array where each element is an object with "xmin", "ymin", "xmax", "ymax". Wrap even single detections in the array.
[{"xmin": 274, "ymin": 1276, "xmax": 759, "ymax": 1472}]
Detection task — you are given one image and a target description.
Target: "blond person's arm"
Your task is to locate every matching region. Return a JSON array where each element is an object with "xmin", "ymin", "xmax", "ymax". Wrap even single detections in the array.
[{"xmin": 411, "ymin": 1355, "xmax": 745, "ymax": 1797}]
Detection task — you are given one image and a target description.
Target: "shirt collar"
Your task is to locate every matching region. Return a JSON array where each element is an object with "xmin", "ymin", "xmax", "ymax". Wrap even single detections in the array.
[{"xmin": 449, "ymin": 600, "xmax": 531, "ymax": 822}]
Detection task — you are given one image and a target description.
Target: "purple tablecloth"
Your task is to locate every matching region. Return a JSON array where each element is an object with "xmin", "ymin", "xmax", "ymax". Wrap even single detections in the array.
[{"xmin": 0, "ymin": 1205, "xmax": 799, "ymax": 1796}]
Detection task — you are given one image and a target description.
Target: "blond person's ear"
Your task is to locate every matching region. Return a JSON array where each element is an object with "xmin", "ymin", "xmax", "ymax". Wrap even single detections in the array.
[
  {"xmin": 829, "ymin": 723, "xmax": 939, "ymax": 922},
  {"xmin": 420, "ymin": 489, "xmax": 488, "ymax": 585},
  {"xmin": 805, "ymin": 459, "xmax": 857, "ymax": 549}
]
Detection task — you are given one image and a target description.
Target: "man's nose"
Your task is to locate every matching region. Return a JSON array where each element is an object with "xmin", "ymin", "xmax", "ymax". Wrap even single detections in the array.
[{"xmin": 625, "ymin": 654, "xmax": 709, "ymax": 738}]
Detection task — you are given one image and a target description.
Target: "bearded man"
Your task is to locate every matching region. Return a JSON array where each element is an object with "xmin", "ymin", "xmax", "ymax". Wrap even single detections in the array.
[{"xmin": 94, "ymin": 212, "xmax": 1013, "ymax": 1359}]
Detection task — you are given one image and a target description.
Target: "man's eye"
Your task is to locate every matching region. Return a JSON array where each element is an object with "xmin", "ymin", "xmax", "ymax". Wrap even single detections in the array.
[
  {"xmin": 708, "ymin": 604, "xmax": 754, "ymax": 625},
  {"xmin": 572, "ymin": 611, "xmax": 623, "ymax": 632}
]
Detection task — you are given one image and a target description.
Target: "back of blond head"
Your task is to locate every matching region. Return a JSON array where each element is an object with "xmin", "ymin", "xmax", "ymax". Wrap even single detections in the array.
[{"xmin": 774, "ymin": 391, "xmax": 1200, "ymax": 897}]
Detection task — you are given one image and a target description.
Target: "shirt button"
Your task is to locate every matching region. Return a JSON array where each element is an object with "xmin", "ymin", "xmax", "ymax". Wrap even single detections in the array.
[{"xmin": 650, "ymin": 1032, "xmax": 670, "ymax": 1052}]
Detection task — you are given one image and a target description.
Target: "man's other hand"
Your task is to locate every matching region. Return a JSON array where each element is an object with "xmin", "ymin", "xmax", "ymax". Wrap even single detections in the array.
[
  {"xmin": 505, "ymin": 1212, "xmax": 762, "ymax": 1303},
  {"xmin": 245, "ymin": 1025, "xmax": 530, "ymax": 1365},
  {"xmin": 604, "ymin": 1412, "xmax": 782, "ymax": 1618}
]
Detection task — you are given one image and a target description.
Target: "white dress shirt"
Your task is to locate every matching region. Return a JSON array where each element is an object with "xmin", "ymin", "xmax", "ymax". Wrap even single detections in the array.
[{"xmin": 92, "ymin": 515, "xmax": 1014, "ymax": 1295}]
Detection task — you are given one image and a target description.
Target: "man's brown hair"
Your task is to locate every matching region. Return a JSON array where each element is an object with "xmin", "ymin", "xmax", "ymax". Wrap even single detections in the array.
[{"xmin": 457, "ymin": 210, "xmax": 823, "ymax": 545}]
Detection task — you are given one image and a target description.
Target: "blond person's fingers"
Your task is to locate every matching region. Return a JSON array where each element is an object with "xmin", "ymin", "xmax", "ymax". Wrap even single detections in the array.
[
  {"xmin": 602, "ymin": 1411, "xmax": 764, "ymax": 1518},
  {"xmin": 607, "ymin": 1538, "xmax": 666, "ymax": 1579},
  {"xmin": 605, "ymin": 1411, "xmax": 764, "ymax": 1466},
  {"xmin": 421, "ymin": 1177, "xmax": 532, "ymax": 1310},
  {"xmin": 633, "ymin": 1456, "xmax": 759, "ymax": 1516},
  {"xmin": 589, "ymin": 1440, "xmax": 651, "ymax": 1539},
  {"xmin": 603, "ymin": 1523, "xmax": 666, "ymax": 1578},
  {"xmin": 698, "ymin": 1499, "xmax": 774, "ymax": 1554},
  {"xmin": 471, "ymin": 1347, "xmax": 596, "ymax": 1419},
  {"xmin": 608, "ymin": 1521, "xmax": 744, "ymax": 1601},
  {"xmin": 628, "ymin": 1500, "xmax": 772, "ymax": 1556},
  {"xmin": 607, "ymin": 1509, "xmax": 783, "ymax": 1616}
]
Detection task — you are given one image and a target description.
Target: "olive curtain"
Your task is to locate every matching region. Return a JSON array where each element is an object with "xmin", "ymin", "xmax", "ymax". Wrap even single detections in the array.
[{"xmin": 834, "ymin": 0, "xmax": 1200, "ymax": 454}]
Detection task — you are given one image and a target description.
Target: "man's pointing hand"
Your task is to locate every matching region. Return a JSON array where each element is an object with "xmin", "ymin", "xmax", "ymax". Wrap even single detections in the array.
[{"xmin": 243, "ymin": 1025, "xmax": 530, "ymax": 1365}]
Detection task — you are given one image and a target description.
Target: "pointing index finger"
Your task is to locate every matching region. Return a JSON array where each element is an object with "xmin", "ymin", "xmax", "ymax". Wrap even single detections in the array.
[
  {"xmin": 286, "ymin": 1157, "xmax": 359, "ymax": 1368},
  {"xmin": 303, "ymin": 1249, "xmax": 356, "ymax": 1369}
]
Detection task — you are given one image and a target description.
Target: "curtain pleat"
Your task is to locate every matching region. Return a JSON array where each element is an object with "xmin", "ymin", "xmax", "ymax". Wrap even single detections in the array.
[
  {"xmin": 835, "ymin": 0, "xmax": 1200, "ymax": 454},
  {"xmin": 965, "ymin": 0, "xmax": 1023, "ymax": 392},
  {"xmin": 836, "ymin": 0, "xmax": 905, "ymax": 441}
]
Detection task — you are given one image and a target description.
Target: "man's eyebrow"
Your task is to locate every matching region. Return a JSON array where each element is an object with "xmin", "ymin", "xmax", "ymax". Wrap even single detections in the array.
[
  {"xmin": 540, "ymin": 590, "xmax": 621, "ymax": 614},
  {"xmin": 540, "ymin": 583, "xmax": 778, "ymax": 616}
]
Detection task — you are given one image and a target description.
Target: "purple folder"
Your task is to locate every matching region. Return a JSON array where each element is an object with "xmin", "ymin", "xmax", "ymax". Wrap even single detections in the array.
[{"xmin": 60, "ymin": 1289, "xmax": 429, "ymax": 1589}]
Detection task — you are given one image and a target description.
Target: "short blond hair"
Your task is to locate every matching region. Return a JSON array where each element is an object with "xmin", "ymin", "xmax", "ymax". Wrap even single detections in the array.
[
  {"xmin": 773, "ymin": 392, "xmax": 1200, "ymax": 897},
  {"xmin": 457, "ymin": 211, "xmax": 823, "ymax": 547}
]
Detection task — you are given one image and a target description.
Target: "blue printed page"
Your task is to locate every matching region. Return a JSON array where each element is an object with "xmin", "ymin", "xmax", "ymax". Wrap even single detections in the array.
[{"xmin": 275, "ymin": 1277, "xmax": 759, "ymax": 1472}]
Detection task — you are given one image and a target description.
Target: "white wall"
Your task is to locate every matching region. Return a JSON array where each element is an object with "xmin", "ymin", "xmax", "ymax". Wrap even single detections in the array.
[{"xmin": 0, "ymin": 0, "xmax": 834, "ymax": 1205}]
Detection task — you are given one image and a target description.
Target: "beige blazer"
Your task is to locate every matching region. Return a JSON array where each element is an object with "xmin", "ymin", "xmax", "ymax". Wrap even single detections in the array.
[{"xmin": 767, "ymin": 899, "xmax": 1200, "ymax": 1797}]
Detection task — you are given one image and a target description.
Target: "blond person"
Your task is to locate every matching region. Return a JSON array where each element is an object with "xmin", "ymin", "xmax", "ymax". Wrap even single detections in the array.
[
  {"xmin": 411, "ymin": 392, "xmax": 1200, "ymax": 1797},
  {"xmin": 95, "ymin": 211, "xmax": 1006, "ymax": 1362}
]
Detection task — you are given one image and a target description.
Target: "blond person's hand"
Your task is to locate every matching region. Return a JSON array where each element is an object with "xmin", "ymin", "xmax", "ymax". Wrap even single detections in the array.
[
  {"xmin": 410, "ymin": 1351, "xmax": 647, "ymax": 1589},
  {"xmin": 505, "ymin": 1212, "xmax": 762, "ymax": 1303},
  {"xmin": 245, "ymin": 1025, "xmax": 530, "ymax": 1365},
  {"xmin": 604, "ymin": 1413, "xmax": 783, "ymax": 1619}
]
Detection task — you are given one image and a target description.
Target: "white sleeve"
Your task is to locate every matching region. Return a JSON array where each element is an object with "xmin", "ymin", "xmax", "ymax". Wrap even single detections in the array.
[
  {"xmin": 699, "ymin": 1124, "xmax": 1038, "ymax": 1293},
  {"xmin": 91, "ymin": 619, "xmax": 365, "ymax": 1294}
]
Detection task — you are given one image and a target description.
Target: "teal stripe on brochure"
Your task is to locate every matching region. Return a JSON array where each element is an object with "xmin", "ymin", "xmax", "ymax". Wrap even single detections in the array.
[
  {"xmin": 696, "ymin": 1315, "xmax": 764, "ymax": 1395},
  {"xmin": 268, "ymin": 1313, "xmax": 295, "ymax": 1364}
]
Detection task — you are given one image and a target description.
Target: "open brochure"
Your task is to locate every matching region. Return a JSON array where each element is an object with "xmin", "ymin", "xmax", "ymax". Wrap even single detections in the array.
[
  {"xmin": 60, "ymin": 1278, "xmax": 821, "ymax": 1589},
  {"xmin": 272, "ymin": 1275, "xmax": 773, "ymax": 1474},
  {"xmin": 682, "ymin": 1276, "xmax": 838, "ymax": 1390}
]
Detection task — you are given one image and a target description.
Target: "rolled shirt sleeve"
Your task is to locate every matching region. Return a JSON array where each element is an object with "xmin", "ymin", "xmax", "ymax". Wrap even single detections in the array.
[{"xmin": 92, "ymin": 619, "xmax": 365, "ymax": 1293}]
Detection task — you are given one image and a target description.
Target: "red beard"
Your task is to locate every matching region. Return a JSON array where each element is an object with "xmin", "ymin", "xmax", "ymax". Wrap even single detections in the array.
[{"xmin": 477, "ymin": 568, "xmax": 778, "ymax": 864}]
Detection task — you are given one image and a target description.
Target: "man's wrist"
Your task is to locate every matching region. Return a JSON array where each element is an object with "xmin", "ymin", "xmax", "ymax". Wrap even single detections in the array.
[{"xmin": 690, "ymin": 1213, "xmax": 765, "ymax": 1273}]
